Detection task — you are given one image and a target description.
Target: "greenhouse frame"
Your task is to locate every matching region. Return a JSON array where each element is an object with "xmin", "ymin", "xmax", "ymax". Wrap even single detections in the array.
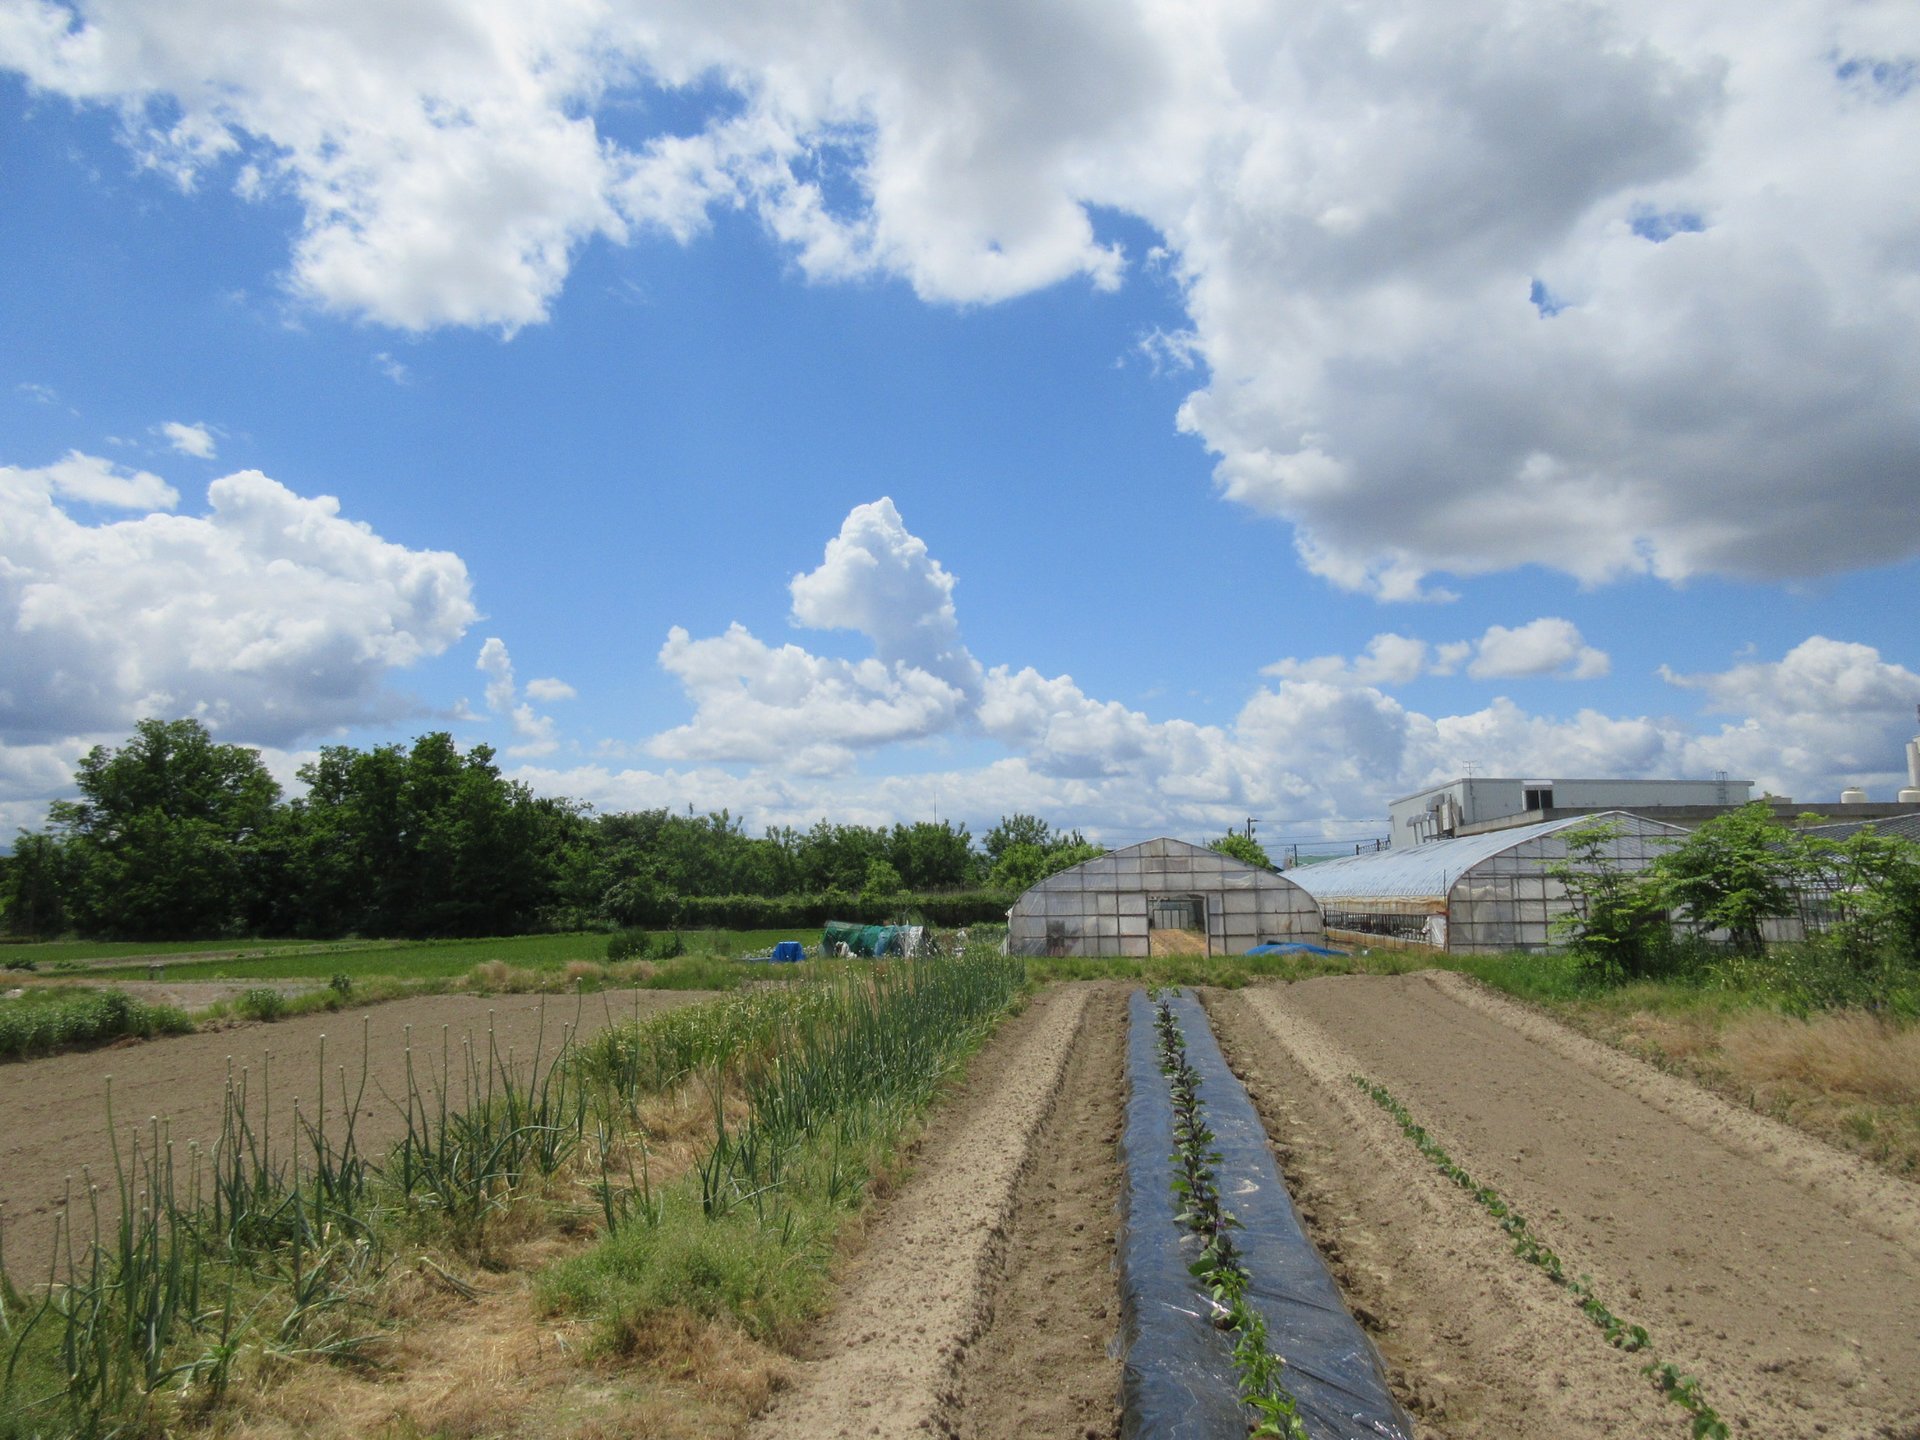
[
  {"xmin": 1287, "ymin": 811, "xmax": 1688, "ymax": 954},
  {"xmin": 1006, "ymin": 837, "xmax": 1324, "ymax": 958}
]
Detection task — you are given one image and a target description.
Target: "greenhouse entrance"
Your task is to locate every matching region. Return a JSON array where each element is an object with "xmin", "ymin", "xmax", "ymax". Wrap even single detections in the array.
[{"xmin": 1148, "ymin": 894, "xmax": 1210, "ymax": 956}]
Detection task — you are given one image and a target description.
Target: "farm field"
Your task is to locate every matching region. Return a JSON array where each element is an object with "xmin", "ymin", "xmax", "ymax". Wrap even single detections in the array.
[
  {"xmin": 74, "ymin": 930, "xmax": 802, "ymax": 982},
  {"xmin": 0, "ymin": 987, "xmax": 717, "ymax": 1275},
  {"xmin": 3, "ymin": 967, "xmax": 1917, "ymax": 1438}
]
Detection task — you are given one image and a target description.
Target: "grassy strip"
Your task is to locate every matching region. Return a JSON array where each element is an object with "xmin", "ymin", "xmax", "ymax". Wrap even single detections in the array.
[
  {"xmin": 542, "ymin": 950, "xmax": 1026, "ymax": 1353},
  {"xmin": 2, "ymin": 938, "xmax": 375, "ymax": 969},
  {"xmin": 88, "ymin": 931, "xmax": 797, "ymax": 985},
  {"xmin": 1352, "ymin": 1076, "xmax": 1729, "ymax": 1439},
  {"xmin": 0, "ymin": 989, "xmax": 193, "ymax": 1061},
  {"xmin": 1150, "ymin": 992, "xmax": 1309, "ymax": 1439}
]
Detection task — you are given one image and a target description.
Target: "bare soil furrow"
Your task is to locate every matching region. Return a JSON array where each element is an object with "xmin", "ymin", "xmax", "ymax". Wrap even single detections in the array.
[
  {"xmin": 747, "ymin": 983, "xmax": 1096, "ymax": 1440},
  {"xmin": 1423, "ymin": 969, "xmax": 1920, "ymax": 1256},
  {"xmin": 1209, "ymin": 985, "xmax": 1679, "ymax": 1438},
  {"xmin": 1222, "ymin": 974, "xmax": 1920, "ymax": 1440},
  {"xmin": 949, "ymin": 982, "xmax": 1125, "ymax": 1440}
]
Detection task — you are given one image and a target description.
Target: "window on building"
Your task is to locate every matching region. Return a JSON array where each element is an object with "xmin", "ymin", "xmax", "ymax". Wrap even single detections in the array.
[{"xmin": 1524, "ymin": 786, "xmax": 1554, "ymax": 812}]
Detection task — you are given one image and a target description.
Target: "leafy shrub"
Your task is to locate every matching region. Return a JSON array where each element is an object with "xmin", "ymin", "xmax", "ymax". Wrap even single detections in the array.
[
  {"xmin": 607, "ymin": 929, "xmax": 687, "ymax": 962},
  {"xmin": 235, "ymin": 986, "xmax": 286, "ymax": 1022},
  {"xmin": 328, "ymin": 972, "xmax": 354, "ymax": 999}
]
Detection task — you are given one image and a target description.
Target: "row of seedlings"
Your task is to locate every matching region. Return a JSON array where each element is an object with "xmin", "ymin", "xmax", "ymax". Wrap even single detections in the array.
[
  {"xmin": 1151, "ymin": 991, "xmax": 1311, "ymax": 1439},
  {"xmin": 1354, "ymin": 1076, "xmax": 1729, "ymax": 1439}
]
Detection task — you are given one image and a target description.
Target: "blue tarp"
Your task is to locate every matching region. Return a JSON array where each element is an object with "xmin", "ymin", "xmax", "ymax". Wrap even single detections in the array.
[
  {"xmin": 1245, "ymin": 941, "xmax": 1348, "ymax": 957},
  {"xmin": 770, "ymin": 940, "xmax": 806, "ymax": 963}
]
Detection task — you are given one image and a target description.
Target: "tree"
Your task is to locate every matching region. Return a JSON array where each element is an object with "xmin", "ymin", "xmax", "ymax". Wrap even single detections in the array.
[
  {"xmin": 1801, "ymin": 826, "xmax": 1920, "ymax": 967},
  {"xmin": 1545, "ymin": 819, "xmax": 1668, "ymax": 981},
  {"xmin": 1208, "ymin": 831, "xmax": 1272, "ymax": 870},
  {"xmin": 1, "ymin": 832, "xmax": 70, "ymax": 937},
  {"xmin": 984, "ymin": 814, "xmax": 1061, "ymax": 866},
  {"xmin": 987, "ymin": 839, "xmax": 1103, "ymax": 893},
  {"xmin": 1653, "ymin": 803, "xmax": 1805, "ymax": 955},
  {"xmin": 50, "ymin": 718, "xmax": 281, "ymax": 938},
  {"xmin": 861, "ymin": 857, "xmax": 906, "ymax": 901},
  {"xmin": 282, "ymin": 733, "xmax": 549, "ymax": 937},
  {"xmin": 886, "ymin": 820, "xmax": 978, "ymax": 889}
]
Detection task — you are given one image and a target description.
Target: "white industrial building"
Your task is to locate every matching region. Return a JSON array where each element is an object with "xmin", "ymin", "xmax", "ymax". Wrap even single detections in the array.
[{"xmin": 1389, "ymin": 776, "xmax": 1751, "ymax": 850}]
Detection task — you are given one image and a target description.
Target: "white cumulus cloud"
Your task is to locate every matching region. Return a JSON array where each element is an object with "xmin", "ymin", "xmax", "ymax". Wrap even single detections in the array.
[
  {"xmin": 789, "ymin": 497, "xmax": 981, "ymax": 694},
  {"xmin": 630, "ymin": 503, "xmax": 1917, "ymax": 836},
  {"xmin": 10, "ymin": 3, "xmax": 1916, "ymax": 589},
  {"xmin": 159, "ymin": 420, "xmax": 217, "ymax": 459},
  {"xmin": 13, "ymin": 450, "xmax": 179, "ymax": 510},
  {"xmin": 1264, "ymin": 621, "xmax": 1607, "ymax": 687},
  {"xmin": 474, "ymin": 636, "xmax": 562, "ymax": 757},
  {"xmin": 0, "ymin": 459, "xmax": 476, "ymax": 750},
  {"xmin": 1468, "ymin": 619, "xmax": 1611, "ymax": 680}
]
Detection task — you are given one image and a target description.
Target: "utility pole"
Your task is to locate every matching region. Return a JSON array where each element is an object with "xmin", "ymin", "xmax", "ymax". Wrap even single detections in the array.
[{"xmin": 1244, "ymin": 816, "xmax": 1258, "ymax": 840}]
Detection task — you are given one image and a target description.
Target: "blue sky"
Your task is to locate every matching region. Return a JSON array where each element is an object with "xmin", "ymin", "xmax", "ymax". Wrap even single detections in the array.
[{"xmin": 3, "ymin": 1, "xmax": 1918, "ymax": 849}]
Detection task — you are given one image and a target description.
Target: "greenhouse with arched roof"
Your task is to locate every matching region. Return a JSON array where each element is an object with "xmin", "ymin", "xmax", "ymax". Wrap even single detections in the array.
[
  {"xmin": 1286, "ymin": 811, "xmax": 1687, "ymax": 954},
  {"xmin": 1006, "ymin": 837, "xmax": 1323, "ymax": 958}
]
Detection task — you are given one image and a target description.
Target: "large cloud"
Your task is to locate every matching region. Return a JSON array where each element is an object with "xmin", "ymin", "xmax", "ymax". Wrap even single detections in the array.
[
  {"xmin": 540, "ymin": 632, "xmax": 1920, "ymax": 843},
  {"xmin": 8, "ymin": 3, "xmax": 1916, "ymax": 588},
  {"xmin": 636, "ymin": 502, "xmax": 1920, "ymax": 838},
  {"xmin": 0, "ymin": 456, "xmax": 476, "ymax": 750}
]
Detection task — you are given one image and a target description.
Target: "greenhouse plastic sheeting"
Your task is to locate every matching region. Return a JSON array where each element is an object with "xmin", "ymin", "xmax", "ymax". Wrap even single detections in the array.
[{"xmin": 1120, "ymin": 989, "xmax": 1414, "ymax": 1439}]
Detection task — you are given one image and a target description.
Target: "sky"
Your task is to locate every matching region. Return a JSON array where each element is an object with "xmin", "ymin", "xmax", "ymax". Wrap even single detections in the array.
[{"xmin": 2, "ymin": 0, "xmax": 1918, "ymax": 854}]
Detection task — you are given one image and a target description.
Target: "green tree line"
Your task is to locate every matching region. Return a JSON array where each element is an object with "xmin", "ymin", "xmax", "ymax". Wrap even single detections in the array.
[
  {"xmin": 0, "ymin": 719, "xmax": 1118, "ymax": 940},
  {"xmin": 1551, "ymin": 804, "xmax": 1920, "ymax": 1000}
]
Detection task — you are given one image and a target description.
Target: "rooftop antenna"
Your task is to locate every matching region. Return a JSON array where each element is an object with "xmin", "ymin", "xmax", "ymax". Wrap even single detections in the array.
[{"xmin": 1463, "ymin": 760, "xmax": 1478, "ymax": 779}]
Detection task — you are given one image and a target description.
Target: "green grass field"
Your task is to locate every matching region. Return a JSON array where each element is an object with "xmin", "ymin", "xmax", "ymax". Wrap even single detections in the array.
[
  {"xmin": 2, "ymin": 936, "xmax": 381, "ymax": 966},
  {"xmin": 82, "ymin": 929, "xmax": 809, "ymax": 983}
]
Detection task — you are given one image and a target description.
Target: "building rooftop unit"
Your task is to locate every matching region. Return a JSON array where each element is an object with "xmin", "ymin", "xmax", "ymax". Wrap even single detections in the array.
[{"xmin": 1389, "ymin": 776, "xmax": 1752, "ymax": 850}]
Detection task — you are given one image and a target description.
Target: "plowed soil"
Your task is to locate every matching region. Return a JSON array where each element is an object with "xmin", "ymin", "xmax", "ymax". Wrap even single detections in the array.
[
  {"xmin": 0, "ymin": 988, "xmax": 714, "ymax": 1276},
  {"xmin": 748, "ymin": 982, "xmax": 1125, "ymax": 1440},
  {"xmin": 1207, "ymin": 972, "xmax": 1920, "ymax": 1440},
  {"xmin": 12, "ymin": 969, "xmax": 1917, "ymax": 1440}
]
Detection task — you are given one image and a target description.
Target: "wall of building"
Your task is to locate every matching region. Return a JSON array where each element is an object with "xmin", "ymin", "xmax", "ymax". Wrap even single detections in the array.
[{"xmin": 1390, "ymin": 777, "xmax": 1752, "ymax": 849}]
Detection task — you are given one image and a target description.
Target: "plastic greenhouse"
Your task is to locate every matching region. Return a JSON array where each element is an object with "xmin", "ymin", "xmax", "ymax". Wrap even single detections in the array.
[
  {"xmin": 1287, "ymin": 811, "xmax": 1688, "ymax": 954},
  {"xmin": 1006, "ymin": 837, "xmax": 1324, "ymax": 958}
]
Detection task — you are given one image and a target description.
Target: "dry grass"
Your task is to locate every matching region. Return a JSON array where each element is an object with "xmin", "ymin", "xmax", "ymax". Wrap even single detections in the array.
[
  {"xmin": 1720, "ymin": 1011, "xmax": 1920, "ymax": 1106},
  {"xmin": 1564, "ymin": 1000, "xmax": 1920, "ymax": 1177},
  {"xmin": 207, "ymin": 1070, "xmax": 770, "ymax": 1440},
  {"xmin": 1148, "ymin": 929, "xmax": 1209, "ymax": 957}
]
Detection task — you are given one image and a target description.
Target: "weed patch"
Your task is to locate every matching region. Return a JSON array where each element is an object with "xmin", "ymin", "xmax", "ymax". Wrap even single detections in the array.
[{"xmin": 0, "ymin": 988, "xmax": 193, "ymax": 1061}]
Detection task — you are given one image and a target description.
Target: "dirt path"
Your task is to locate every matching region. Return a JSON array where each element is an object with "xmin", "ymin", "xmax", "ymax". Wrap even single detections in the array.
[
  {"xmin": 950, "ymin": 983, "xmax": 1126, "ymax": 1440},
  {"xmin": 0, "ymin": 988, "xmax": 714, "ymax": 1278},
  {"xmin": 747, "ymin": 983, "xmax": 1103, "ymax": 1440},
  {"xmin": 1209, "ymin": 973, "xmax": 1920, "ymax": 1440}
]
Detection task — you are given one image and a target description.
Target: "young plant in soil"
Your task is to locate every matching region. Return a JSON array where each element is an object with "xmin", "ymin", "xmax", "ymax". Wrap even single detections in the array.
[
  {"xmin": 1353, "ymin": 1075, "xmax": 1730, "ymax": 1440},
  {"xmin": 1152, "ymin": 992, "xmax": 1309, "ymax": 1440}
]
